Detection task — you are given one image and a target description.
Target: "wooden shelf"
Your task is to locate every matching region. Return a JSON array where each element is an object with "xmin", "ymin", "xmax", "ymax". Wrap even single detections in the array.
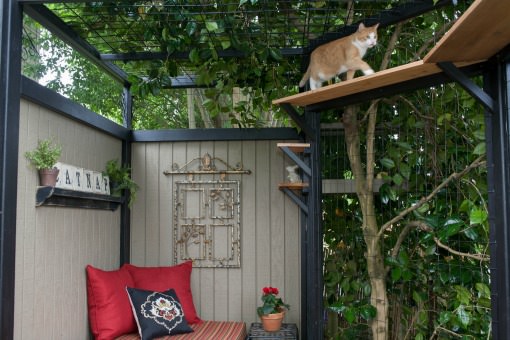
[
  {"xmin": 277, "ymin": 143, "xmax": 311, "ymax": 153},
  {"xmin": 278, "ymin": 182, "xmax": 309, "ymax": 190},
  {"xmin": 272, "ymin": 60, "xmax": 476, "ymax": 107},
  {"xmin": 36, "ymin": 186, "xmax": 122, "ymax": 211}
]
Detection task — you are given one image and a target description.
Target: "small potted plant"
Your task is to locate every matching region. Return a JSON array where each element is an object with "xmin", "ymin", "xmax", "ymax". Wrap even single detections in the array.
[
  {"xmin": 25, "ymin": 138, "xmax": 62, "ymax": 187},
  {"xmin": 257, "ymin": 286, "xmax": 290, "ymax": 332},
  {"xmin": 103, "ymin": 159, "xmax": 139, "ymax": 207}
]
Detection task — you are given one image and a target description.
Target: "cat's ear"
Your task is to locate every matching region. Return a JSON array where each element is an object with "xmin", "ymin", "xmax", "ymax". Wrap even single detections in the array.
[
  {"xmin": 374, "ymin": 23, "xmax": 380, "ymax": 29},
  {"xmin": 358, "ymin": 23, "xmax": 366, "ymax": 31}
]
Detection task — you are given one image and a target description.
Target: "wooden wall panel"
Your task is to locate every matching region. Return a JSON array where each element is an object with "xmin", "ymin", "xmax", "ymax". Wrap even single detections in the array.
[
  {"xmin": 15, "ymin": 99, "xmax": 122, "ymax": 340},
  {"xmin": 130, "ymin": 139, "xmax": 301, "ymax": 328}
]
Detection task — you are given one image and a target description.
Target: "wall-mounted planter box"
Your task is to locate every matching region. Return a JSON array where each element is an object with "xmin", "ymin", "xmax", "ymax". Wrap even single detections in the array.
[{"xmin": 36, "ymin": 186, "xmax": 122, "ymax": 211}]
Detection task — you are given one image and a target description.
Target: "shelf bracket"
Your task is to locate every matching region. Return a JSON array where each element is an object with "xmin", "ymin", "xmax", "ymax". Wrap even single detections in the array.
[
  {"xmin": 438, "ymin": 62, "xmax": 496, "ymax": 112},
  {"xmin": 280, "ymin": 146, "xmax": 311, "ymax": 177},
  {"xmin": 280, "ymin": 103, "xmax": 316, "ymax": 140},
  {"xmin": 281, "ymin": 187, "xmax": 308, "ymax": 214}
]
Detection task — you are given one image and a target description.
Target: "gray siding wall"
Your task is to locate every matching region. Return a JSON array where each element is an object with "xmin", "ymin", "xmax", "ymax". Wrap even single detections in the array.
[
  {"xmin": 130, "ymin": 140, "xmax": 301, "ymax": 327},
  {"xmin": 15, "ymin": 99, "xmax": 122, "ymax": 339},
  {"xmin": 14, "ymin": 97, "xmax": 302, "ymax": 338}
]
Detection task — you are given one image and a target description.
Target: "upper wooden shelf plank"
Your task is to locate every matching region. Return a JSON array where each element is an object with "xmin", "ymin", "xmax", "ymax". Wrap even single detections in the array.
[
  {"xmin": 273, "ymin": 61, "xmax": 473, "ymax": 107},
  {"xmin": 424, "ymin": 0, "xmax": 510, "ymax": 63}
]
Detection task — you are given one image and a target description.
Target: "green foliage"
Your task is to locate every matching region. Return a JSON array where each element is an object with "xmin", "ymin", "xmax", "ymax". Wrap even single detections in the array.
[
  {"xmin": 24, "ymin": 138, "xmax": 62, "ymax": 170},
  {"xmin": 104, "ymin": 159, "xmax": 139, "ymax": 208}
]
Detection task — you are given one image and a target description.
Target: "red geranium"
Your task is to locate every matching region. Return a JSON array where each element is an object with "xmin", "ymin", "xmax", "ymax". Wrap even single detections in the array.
[{"xmin": 257, "ymin": 286, "xmax": 290, "ymax": 316}]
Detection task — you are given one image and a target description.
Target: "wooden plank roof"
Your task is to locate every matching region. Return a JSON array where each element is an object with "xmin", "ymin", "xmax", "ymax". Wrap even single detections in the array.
[{"xmin": 273, "ymin": 0, "xmax": 510, "ymax": 108}]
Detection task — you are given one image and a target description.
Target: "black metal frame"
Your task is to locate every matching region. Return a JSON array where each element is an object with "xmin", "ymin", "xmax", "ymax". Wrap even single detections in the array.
[
  {"xmin": 0, "ymin": 1, "xmax": 22, "ymax": 339},
  {"xmin": 1, "ymin": 1, "xmax": 509, "ymax": 340},
  {"xmin": 485, "ymin": 57, "xmax": 510, "ymax": 340}
]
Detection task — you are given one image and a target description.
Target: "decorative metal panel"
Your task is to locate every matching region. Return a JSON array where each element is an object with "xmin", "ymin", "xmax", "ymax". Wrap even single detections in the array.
[
  {"xmin": 174, "ymin": 180, "xmax": 241, "ymax": 268},
  {"xmin": 167, "ymin": 153, "xmax": 249, "ymax": 268}
]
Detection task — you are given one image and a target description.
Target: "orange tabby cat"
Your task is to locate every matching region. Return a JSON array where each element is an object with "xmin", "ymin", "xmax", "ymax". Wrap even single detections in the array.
[{"xmin": 299, "ymin": 23, "xmax": 379, "ymax": 90}]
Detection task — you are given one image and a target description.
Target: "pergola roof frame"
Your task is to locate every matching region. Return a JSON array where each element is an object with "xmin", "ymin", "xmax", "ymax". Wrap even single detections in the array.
[{"xmin": 21, "ymin": 0, "xmax": 453, "ymax": 89}]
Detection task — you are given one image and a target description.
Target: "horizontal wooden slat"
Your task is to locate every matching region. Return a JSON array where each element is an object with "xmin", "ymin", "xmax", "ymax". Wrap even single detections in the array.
[
  {"xmin": 273, "ymin": 61, "xmax": 474, "ymax": 107},
  {"xmin": 278, "ymin": 182, "xmax": 309, "ymax": 190},
  {"xmin": 277, "ymin": 143, "xmax": 310, "ymax": 152},
  {"xmin": 424, "ymin": 0, "xmax": 510, "ymax": 63}
]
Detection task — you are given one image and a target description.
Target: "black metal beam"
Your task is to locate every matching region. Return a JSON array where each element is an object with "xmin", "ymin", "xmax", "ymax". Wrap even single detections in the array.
[
  {"xmin": 131, "ymin": 127, "xmax": 300, "ymax": 142},
  {"xmin": 486, "ymin": 58, "xmax": 510, "ymax": 340},
  {"xmin": 18, "ymin": 0, "xmax": 120, "ymax": 3},
  {"xmin": 305, "ymin": 62, "xmax": 486, "ymax": 112},
  {"xmin": 303, "ymin": 110, "xmax": 323, "ymax": 339},
  {"xmin": 21, "ymin": 77, "xmax": 130, "ymax": 140},
  {"xmin": 438, "ymin": 62, "xmax": 495, "ymax": 112},
  {"xmin": 100, "ymin": 48, "xmax": 303, "ymax": 62},
  {"xmin": 23, "ymin": 4, "xmax": 130, "ymax": 86},
  {"xmin": 0, "ymin": 1, "xmax": 22, "ymax": 339},
  {"xmin": 120, "ymin": 87, "xmax": 132, "ymax": 265},
  {"xmin": 305, "ymin": 0, "xmax": 452, "ymax": 54}
]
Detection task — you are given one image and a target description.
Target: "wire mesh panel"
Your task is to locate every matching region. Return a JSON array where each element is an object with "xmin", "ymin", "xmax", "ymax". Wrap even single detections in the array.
[{"xmin": 320, "ymin": 81, "xmax": 490, "ymax": 339}]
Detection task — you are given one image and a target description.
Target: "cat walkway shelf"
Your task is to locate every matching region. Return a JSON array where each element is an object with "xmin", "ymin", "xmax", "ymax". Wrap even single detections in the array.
[{"xmin": 273, "ymin": 0, "xmax": 510, "ymax": 112}]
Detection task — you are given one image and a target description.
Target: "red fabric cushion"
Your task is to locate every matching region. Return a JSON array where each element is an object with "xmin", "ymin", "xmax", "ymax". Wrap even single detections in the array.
[
  {"xmin": 86, "ymin": 264, "xmax": 137, "ymax": 340},
  {"xmin": 124, "ymin": 261, "xmax": 201, "ymax": 324}
]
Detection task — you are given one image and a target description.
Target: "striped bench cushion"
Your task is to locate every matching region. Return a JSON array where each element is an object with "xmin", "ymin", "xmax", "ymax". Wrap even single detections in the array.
[{"xmin": 115, "ymin": 320, "xmax": 247, "ymax": 340}]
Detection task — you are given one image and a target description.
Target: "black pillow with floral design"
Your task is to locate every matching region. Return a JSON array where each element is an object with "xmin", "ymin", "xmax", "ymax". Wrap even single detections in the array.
[{"xmin": 126, "ymin": 287, "xmax": 193, "ymax": 340}]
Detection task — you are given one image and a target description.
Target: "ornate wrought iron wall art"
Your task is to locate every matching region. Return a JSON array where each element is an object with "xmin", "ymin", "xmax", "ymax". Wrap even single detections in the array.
[{"xmin": 165, "ymin": 153, "xmax": 250, "ymax": 268}]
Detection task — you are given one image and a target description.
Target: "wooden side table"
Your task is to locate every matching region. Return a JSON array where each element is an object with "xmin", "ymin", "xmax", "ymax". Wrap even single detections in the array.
[{"xmin": 247, "ymin": 322, "xmax": 299, "ymax": 339}]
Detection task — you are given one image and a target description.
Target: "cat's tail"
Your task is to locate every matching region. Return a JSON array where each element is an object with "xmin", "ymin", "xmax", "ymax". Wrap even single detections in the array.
[{"xmin": 299, "ymin": 67, "xmax": 310, "ymax": 88}]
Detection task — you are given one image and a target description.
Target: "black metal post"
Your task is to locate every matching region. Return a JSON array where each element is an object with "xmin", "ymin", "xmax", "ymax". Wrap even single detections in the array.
[
  {"xmin": 120, "ymin": 87, "xmax": 133, "ymax": 265},
  {"xmin": 0, "ymin": 1, "xmax": 22, "ymax": 338},
  {"xmin": 304, "ymin": 110, "xmax": 323, "ymax": 339},
  {"xmin": 486, "ymin": 58, "xmax": 510, "ymax": 340}
]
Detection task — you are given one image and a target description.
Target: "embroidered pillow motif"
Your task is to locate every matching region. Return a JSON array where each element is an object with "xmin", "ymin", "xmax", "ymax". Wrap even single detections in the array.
[{"xmin": 126, "ymin": 287, "xmax": 193, "ymax": 340}]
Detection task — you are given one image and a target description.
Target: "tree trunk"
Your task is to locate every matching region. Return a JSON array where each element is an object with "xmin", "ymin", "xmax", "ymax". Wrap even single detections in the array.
[{"xmin": 343, "ymin": 105, "xmax": 388, "ymax": 339}]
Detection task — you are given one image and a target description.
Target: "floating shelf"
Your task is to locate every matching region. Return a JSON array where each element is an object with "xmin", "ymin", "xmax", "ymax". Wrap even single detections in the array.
[
  {"xmin": 36, "ymin": 186, "xmax": 123, "ymax": 211},
  {"xmin": 278, "ymin": 182, "xmax": 309, "ymax": 190},
  {"xmin": 277, "ymin": 142, "xmax": 311, "ymax": 153}
]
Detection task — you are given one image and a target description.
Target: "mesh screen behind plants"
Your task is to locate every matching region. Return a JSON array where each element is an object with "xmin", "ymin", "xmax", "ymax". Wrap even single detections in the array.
[{"xmin": 320, "ymin": 82, "xmax": 490, "ymax": 339}]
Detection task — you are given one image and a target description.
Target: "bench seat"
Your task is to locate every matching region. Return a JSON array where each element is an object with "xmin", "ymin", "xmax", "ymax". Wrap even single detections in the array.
[{"xmin": 115, "ymin": 320, "xmax": 247, "ymax": 340}]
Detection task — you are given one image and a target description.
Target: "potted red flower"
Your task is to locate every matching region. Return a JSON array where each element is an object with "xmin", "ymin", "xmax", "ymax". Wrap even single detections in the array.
[{"xmin": 257, "ymin": 286, "xmax": 290, "ymax": 332}]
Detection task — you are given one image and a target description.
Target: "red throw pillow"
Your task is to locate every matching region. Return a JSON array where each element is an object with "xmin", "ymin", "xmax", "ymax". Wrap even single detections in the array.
[
  {"xmin": 124, "ymin": 261, "xmax": 201, "ymax": 324},
  {"xmin": 86, "ymin": 264, "xmax": 137, "ymax": 340}
]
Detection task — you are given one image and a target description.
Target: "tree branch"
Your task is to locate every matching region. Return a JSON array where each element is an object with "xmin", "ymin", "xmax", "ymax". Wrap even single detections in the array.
[
  {"xmin": 434, "ymin": 237, "xmax": 490, "ymax": 262},
  {"xmin": 376, "ymin": 155, "xmax": 486, "ymax": 241},
  {"xmin": 390, "ymin": 220, "xmax": 489, "ymax": 266}
]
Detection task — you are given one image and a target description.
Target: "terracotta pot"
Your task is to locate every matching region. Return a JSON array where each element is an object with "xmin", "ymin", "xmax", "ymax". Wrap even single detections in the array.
[
  {"xmin": 39, "ymin": 168, "xmax": 59, "ymax": 187},
  {"xmin": 260, "ymin": 311, "xmax": 284, "ymax": 332}
]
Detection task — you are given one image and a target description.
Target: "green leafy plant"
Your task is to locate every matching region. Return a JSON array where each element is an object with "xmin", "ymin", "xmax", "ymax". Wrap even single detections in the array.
[
  {"xmin": 24, "ymin": 138, "xmax": 62, "ymax": 170},
  {"xmin": 103, "ymin": 159, "xmax": 139, "ymax": 207},
  {"xmin": 257, "ymin": 286, "xmax": 290, "ymax": 316}
]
